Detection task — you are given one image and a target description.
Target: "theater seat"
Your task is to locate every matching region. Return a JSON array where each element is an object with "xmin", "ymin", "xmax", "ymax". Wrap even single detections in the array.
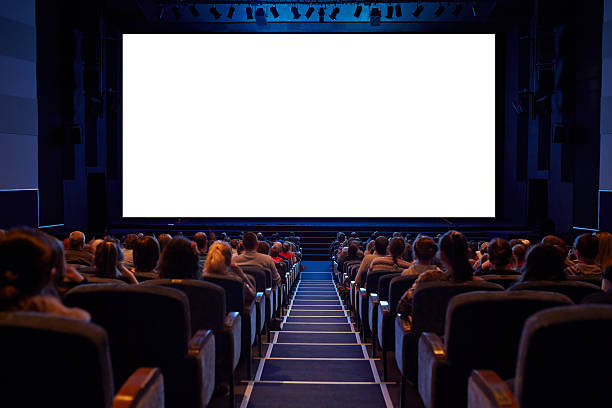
[
  {"xmin": 366, "ymin": 271, "xmax": 400, "ymax": 357},
  {"xmin": 480, "ymin": 274, "xmax": 520, "ymax": 289},
  {"xmin": 0, "ymin": 311, "xmax": 164, "ymax": 408},
  {"xmin": 395, "ymin": 281, "xmax": 504, "ymax": 408},
  {"xmin": 64, "ymin": 284, "xmax": 215, "ymax": 408},
  {"xmin": 468, "ymin": 305, "xmax": 612, "ymax": 408},
  {"xmin": 509, "ymin": 280, "xmax": 602, "ymax": 303},
  {"xmin": 418, "ymin": 291, "xmax": 573, "ymax": 408},
  {"xmin": 202, "ymin": 275, "xmax": 262, "ymax": 379},
  {"xmin": 377, "ymin": 274, "xmax": 419, "ymax": 381},
  {"xmin": 142, "ymin": 279, "xmax": 241, "ymax": 408},
  {"xmin": 240, "ymin": 266, "xmax": 273, "ymax": 343}
]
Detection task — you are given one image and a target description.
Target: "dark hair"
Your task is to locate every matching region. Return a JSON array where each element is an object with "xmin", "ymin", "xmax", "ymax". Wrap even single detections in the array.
[
  {"xmin": 192, "ymin": 232, "xmax": 208, "ymax": 250},
  {"xmin": 512, "ymin": 244, "xmax": 527, "ymax": 262},
  {"xmin": 337, "ymin": 232, "xmax": 346, "ymax": 242},
  {"xmin": 388, "ymin": 237, "xmax": 405, "ymax": 263},
  {"xmin": 258, "ymin": 241, "xmax": 270, "ymax": 255},
  {"xmin": 270, "ymin": 245, "xmax": 281, "ymax": 258},
  {"xmin": 158, "ymin": 237, "xmax": 199, "ymax": 280},
  {"xmin": 541, "ymin": 235, "xmax": 568, "ymax": 258},
  {"xmin": 0, "ymin": 228, "xmax": 54, "ymax": 310},
  {"xmin": 487, "ymin": 238, "xmax": 513, "ymax": 267},
  {"xmin": 374, "ymin": 236, "xmax": 389, "ymax": 255},
  {"xmin": 133, "ymin": 236, "xmax": 160, "ymax": 272},
  {"xmin": 439, "ymin": 231, "xmax": 473, "ymax": 282},
  {"xmin": 520, "ymin": 244, "xmax": 566, "ymax": 282},
  {"xmin": 282, "ymin": 242, "xmax": 291, "ymax": 253},
  {"xmin": 257, "ymin": 232, "xmax": 265, "ymax": 242},
  {"xmin": 158, "ymin": 234, "xmax": 172, "ymax": 252},
  {"xmin": 413, "ymin": 235, "xmax": 438, "ymax": 261},
  {"xmin": 124, "ymin": 234, "xmax": 138, "ymax": 250},
  {"xmin": 574, "ymin": 233, "xmax": 599, "ymax": 261},
  {"xmin": 347, "ymin": 243, "xmax": 359, "ymax": 258},
  {"xmin": 230, "ymin": 239, "xmax": 238, "ymax": 249},
  {"xmin": 95, "ymin": 240, "xmax": 121, "ymax": 279},
  {"xmin": 242, "ymin": 232, "xmax": 258, "ymax": 251}
]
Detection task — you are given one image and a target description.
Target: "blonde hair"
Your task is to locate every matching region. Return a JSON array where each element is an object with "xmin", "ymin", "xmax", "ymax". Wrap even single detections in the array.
[
  {"xmin": 204, "ymin": 241, "xmax": 232, "ymax": 275},
  {"xmin": 596, "ymin": 231, "xmax": 612, "ymax": 270}
]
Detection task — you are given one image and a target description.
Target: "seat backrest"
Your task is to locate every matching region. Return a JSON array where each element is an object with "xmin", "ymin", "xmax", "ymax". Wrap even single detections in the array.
[
  {"xmin": 85, "ymin": 276, "xmax": 129, "ymax": 285},
  {"xmin": 133, "ymin": 271, "xmax": 159, "ymax": 282},
  {"xmin": 345, "ymin": 261, "xmax": 361, "ymax": 279},
  {"xmin": 378, "ymin": 273, "xmax": 401, "ymax": 302},
  {"xmin": 201, "ymin": 275, "xmax": 245, "ymax": 312},
  {"xmin": 480, "ymin": 274, "xmax": 521, "ymax": 289},
  {"xmin": 63, "ymin": 284, "xmax": 190, "ymax": 389},
  {"xmin": 142, "ymin": 279, "xmax": 226, "ymax": 334},
  {"xmin": 509, "ymin": 280, "xmax": 602, "ymax": 303},
  {"xmin": 515, "ymin": 305, "xmax": 612, "ymax": 407},
  {"xmin": 444, "ymin": 291, "xmax": 573, "ymax": 379},
  {"xmin": 343, "ymin": 259, "xmax": 361, "ymax": 274},
  {"xmin": 411, "ymin": 281, "xmax": 504, "ymax": 334},
  {"xmin": 366, "ymin": 270, "xmax": 400, "ymax": 294},
  {"xmin": 241, "ymin": 268, "xmax": 267, "ymax": 291},
  {"xmin": 567, "ymin": 274, "xmax": 602, "ymax": 286},
  {"xmin": 0, "ymin": 311, "xmax": 113, "ymax": 408},
  {"xmin": 388, "ymin": 275, "xmax": 420, "ymax": 314}
]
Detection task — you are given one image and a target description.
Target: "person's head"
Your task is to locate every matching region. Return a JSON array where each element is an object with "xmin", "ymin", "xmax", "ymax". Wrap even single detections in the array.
[
  {"xmin": 413, "ymin": 235, "xmax": 438, "ymax": 263},
  {"xmin": 258, "ymin": 241, "xmax": 270, "ymax": 255},
  {"xmin": 157, "ymin": 234, "xmax": 172, "ymax": 252},
  {"xmin": 133, "ymin": 236, "xmax": 160, "ymax": 272},
  {"xmin": 192, "ymin": 232, "xmax": 208, "ymax": 252},
  {"xmin": 512, "ymin": 244, "xmax": 527, "ymax": 267},
  {"xmin": 337, "ymin": 232, "xmax": 346, "ymax": 242},
  {"xmin": 487, "ymin": 238, "xmax": 513, "ymax": 269},
  {"xmin": 95, "ymin": 240, "xmax": 121, "ymax": 279},
  {"xmin": 270, "ymin": 244, "xmax": 281, "ymax": 258},
  {"xmin": 282, "ymin": 242, "xmax": 291, "ymax": 253},
  {"xmin": 347, "ymin": 243, "xmax": 359, "ymax": 258},
  {"xmin": 257, "ymin": 232, "xmax": 265, "ymax": 242},
  {"xmin": 388, "ymin": 237, "xmax": 405, "ymax": 262},
  {"xmin": 596, "ymin": 231, "xmax": 612, "ymax": 269},
  {"xmin": 541, "ymin": 235, "xmax": 568, "ymax": 258},
  {"xmin": 237, "ymin": 241, "xmax": 244, "ymax": 255},
  {"xmin": 204, "ymin": 241, "xmax": 232, "ymax": 275},
  {"xmin": 0, "ymin": 228, "xmax": 55, "ymax": 310},
  {"xmin": 35, "ymin": 231, "xmax": 67, "ymax": 288},
  {"xmin": 208, "ymin": 232, "xmax": 217, "ymax": 243},
  {"xmin": 374, "ymin": 236, "xmax": 389, "ymax": 256},
  {"xmin": 123, "ymin": 234, "xmax": 138, "ymax": 250},
  {"xmin": 158, "ymin": 237, "xmax": 199, "ymax": 279},
  {"xmin": 68, "ymin": 231, "xmax": 86, "ymax": 249},
  {"xmin": 392, "ymin": 232, "xmax": 403, "ymax": 239},
  {"xmin": 439, "ymin": 231, "xmax": 473, "ymax": 282},
  {"xmin": 521, "ymin": 244, "xmax": 566, "ymax": 281},
  {"xmin": 242, "ymin": 232, "xmax": 258, "ymax": 251},
  {"xmin": 574, "ymin": 233, "xmax": 599, "ymax": 263},
  {"xmin": 366, "ymin": 240, "xmax": 375, "ymax": 255}
]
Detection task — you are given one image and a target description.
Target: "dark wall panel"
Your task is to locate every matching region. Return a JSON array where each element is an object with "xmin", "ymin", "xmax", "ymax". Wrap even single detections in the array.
[{"xmin": 0, "ymin": 190, "xmax": 37, "ymax": 229}]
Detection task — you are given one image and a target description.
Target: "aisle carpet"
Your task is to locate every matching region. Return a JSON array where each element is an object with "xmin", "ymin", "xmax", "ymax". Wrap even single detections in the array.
[{"xmin": 241, "ymin": 261, "xmax": 393, "ymax": 408}]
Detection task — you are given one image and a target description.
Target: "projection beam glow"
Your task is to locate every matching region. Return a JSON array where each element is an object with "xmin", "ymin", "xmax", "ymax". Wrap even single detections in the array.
[{"xmin": 122, "ymin": 34, "xmax": 495, "ymax": 218}]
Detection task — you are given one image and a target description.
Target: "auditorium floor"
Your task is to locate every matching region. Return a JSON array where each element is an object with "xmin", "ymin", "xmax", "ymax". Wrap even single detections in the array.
[{"xmin": 208, "ymin": 261, "xmax": 424, "ymax": 408}]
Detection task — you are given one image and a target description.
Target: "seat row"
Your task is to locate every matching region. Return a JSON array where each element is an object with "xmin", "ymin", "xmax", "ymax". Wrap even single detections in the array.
[{"xmin": 0, "ymin": 262, "xmax": 300, "ymax": 408}]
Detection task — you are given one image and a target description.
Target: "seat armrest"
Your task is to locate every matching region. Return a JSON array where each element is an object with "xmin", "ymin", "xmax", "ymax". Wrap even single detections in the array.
[
  {"xmin": 420, "ymin": 332, "xmax": 446, "ymax": 360},
  {"xmin": 369, "ymin": 293, "xmax": 379, "ymax": 305},
  {"xmin": 379, "ymin": 300, "xmax": 390, "ymax": 316},
  {"xmin": 265, "ymin": 287, "xmax": 272, "ymax": 296},
  {"xmin": 189, "ymin": 329, "xmax": 215, "ymax": 356},
  {"xmin": 359, "ymin": 287, "xmax": 367, "ymax": 299},
  {"xmin": 396, "ymin": 313, "xmax": 412, "ymax": 332},
  {"xmin": 255, "ymin": 292, "xmax": 264, "ymax": 304},
  {"xmin": 468, "ymin": 370, "xmax": 518, "ymax": 408},
  {"xmin": 224, "ymin": 311, "xmax": 240, "ymax": 330},
  {"xmin": 244, "ymin": 294, "xmax": 256, "ymax": 313},
  {"xmin": 113, "ymin": 367, "xmax": 164, "ymax": 408}
]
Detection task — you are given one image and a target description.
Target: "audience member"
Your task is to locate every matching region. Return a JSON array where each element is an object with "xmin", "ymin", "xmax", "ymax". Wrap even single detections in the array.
[
  {"xmin": 478, "ymin": 238, "xmax": 517, "ymax": 275},
  {"xmin": 121, "ymin": 233, "xmax": 138, "ymax": 268},
  {"xmin": 596, "ymin": 231, "xmax": 612, "ymax": 272},
  {"xmin": 192, "ymin": 232, "xmax": 208, "ymax": 269},
  {"xmin": 542, "ymin": 235, "xmax": 574, "ymax": 268},
  {"xmin": 402, "ymin": 235, "xmax": 440, "ymax": 276},
  {"xmin": 94, "ymin": 240, "xmax": 138, "ymax": 284},
  {"xmin": 338, "ymin": 243, "xmax": 363, "ymax": 271},
  {"xmin": 354, "ymin": 236, "xmax": 388, "ymax": 286},
  {"xmin": 0, "ymin": 228, "xmax": 89, "ymax": 320},
  {"xmin": 512, "ymin": 244, "xmax": 527, "ymax": 270},
  {"xmin": 515, "ymin": 244, "xmax": 566, "ymax": 283},
  {"xmin": 230, "ymin": 239, "xmax": 238, "ymax": 256},
  {"xmin": 279, "ymin": 242, "xmax": 296, "ymax": 263},
  {"xmin": 64, "ymin": 230, "xmax": 94, "ymax": 266},
  {"xmin": 566, "ymin": 233, "xmax": 601, "ymax": 276},
  {"xmin": 269, "ymin": 245, "xmax": 284, "ymax": 263},
  {"xmin": 233, "ymin": 232, "xmax": 281, "ymax": 286},
  {"xmin": 257, "ymin": 241, "xmax": 270, "ymax": 255},
  {"xmin": 329, "ymin": 232, "xmax": 346, "ymax": 258},
  {"xmin": 133, "ymin": 236, "xmax": 160, "ymax": 275},
  {"xmin": 157, "ymin": 233, "xmax": 172, "ymax": 252},
  {"xmin": 368, "ymin": 237, "xmax": 412, "ymax": 275},
  {"xmin": 203, "ymin": 241, "xmax": 256, "ymax": 303},
  {"xmin": 158, "ymin": 236, "xmax": 199, "ymax": 279},
  {"xmin": 397, "ymin": 231, "xmax": 480, "ymax": 316}
]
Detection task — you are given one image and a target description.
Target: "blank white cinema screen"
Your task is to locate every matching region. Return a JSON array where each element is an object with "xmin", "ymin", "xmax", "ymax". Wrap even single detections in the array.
[{"xmin": 122, "ymin": 33, "xmax": 495, "ymax": 218}]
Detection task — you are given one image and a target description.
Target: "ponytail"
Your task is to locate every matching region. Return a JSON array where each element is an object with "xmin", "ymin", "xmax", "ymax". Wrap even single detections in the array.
[{"xmin": 439, "ymin": 231, "xmax": 473, "ymax": 282}]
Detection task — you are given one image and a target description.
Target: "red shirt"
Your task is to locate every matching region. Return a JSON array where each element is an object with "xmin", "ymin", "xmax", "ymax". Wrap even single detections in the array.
[
  {"xmin": 280, "ymin": 251, "xmax": 294, "ymax": 260},
  {"xmin": 271, "ymin": 256, "xmax": 284, "ymax": 263}
]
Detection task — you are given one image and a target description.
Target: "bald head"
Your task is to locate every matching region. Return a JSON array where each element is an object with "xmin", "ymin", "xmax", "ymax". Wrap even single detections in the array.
[{"xmin": 68, "ymin": 231, "xmax": 85, "ymax": 249}]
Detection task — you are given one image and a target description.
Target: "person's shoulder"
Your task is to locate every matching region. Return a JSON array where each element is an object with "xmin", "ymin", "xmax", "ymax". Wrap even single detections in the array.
[{"xmin": 416, "ymin": 269, "xmax": 444, "ymax": 283}]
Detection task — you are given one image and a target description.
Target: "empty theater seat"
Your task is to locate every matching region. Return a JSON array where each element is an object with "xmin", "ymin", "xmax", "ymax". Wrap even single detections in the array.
[
  {"xmin": 63, "ymin": 284, "xmax": 215, "ymax": 408},
  {"xmin": 509, "ymin": 280, "xmax": 602, "ymax": 303},
  {"xmin": 142, "ymin": 279, "xmax": 241, "ymax": 408},
  {"xmin": 0, "ymin": 311, "xmax": 164, "ymax": 408},
  {"xmin": 418, "ymin": 291, "xmax": 573, "ymax": 408},
  {"xmin": 468, "ymin": 305, "xmax": 612, "ymax": 408},
  {"xmin": 395, "ymin": 281, "xmax": 504, "ymax": 408}
]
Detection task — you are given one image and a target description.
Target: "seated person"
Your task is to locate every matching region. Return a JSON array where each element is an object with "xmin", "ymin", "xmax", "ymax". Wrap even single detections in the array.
[
  {"xmin": 192, "ymin": 232, "xmax": 208, "ymax": 269},
  {"xmin": 232, "ymin": 232, "xmax": 281, "ymax": 286},
  {"xmin": 132, "ymin": 236, "xmax": 160, "ymax": 277},
  {"xmin": 257, "ymin": 241, "xmax": 270, "ymax": 256},
  {"xmin": 512, "ymin": 243, "xmax": 527, "ymax": 270},
  {"xmin": 279, "ymin": 242, "xmax": 296, "ymax": 264},
  {"xmin": 158, "ymin": 233, "xmax": 172, "ymax": 253},
  {"xmin": 121, "ymin": 234, "xmax": 138, "ymax": 269},
  {"xmin": 158, "ymin": 236, "xmax": 200, "ymax": 279},
  {"xmin": 0, "ymin": 228, "xmax": 89, "ymax": 320},
  {"xmin": 269, "ymin": 245, "xmax": 284, "ymax": 264},
  {"xmin": 354, "ymin": 236, "xmax": 388, "ymax": 287},
  {"xmin": 566, "ymin": 233, "xmax": 601, "ymax": 276},
  {"xmin": 542, "ymin": 235, "xmax": 574, "ymax": 268},
  {"xmin": 40, "ymin": 231, "xmax": 87, "ymax": 297},
  {"xmin": 337, "ymin": 242, "xmax": 363, "ymax": 271},
  {"xmin": 94, "ymin": 240, "xmax": 138, "ymax": 284},
  {"xmin": 512, "ymin": 243, "xmax": 567, "ymax": 285},
  {"xmin": 203, "ymin": 241, "xmax": 256, "ymax": 303},
  {"xmin": 402, "ymin": 235, "xmax": 440, "ymax": 276},
  {"xmin": 596, "ymin": 231, "xmax": 612, "ymax": 273},
  {"xmin": 397, "ymin": 231, "xmax": 481, "ymax": 316},
  {"xmin": 368, "ymin": 237, "xmax": 412, "ymax": 275},
  {"xmin": 477, "ymin": 238, "xmax": 518, "ymax": 275},
  {"xmin": 64, "ymin": 230, "xmax": 94, "ymax": 266},
  {"xmin": 230, "ymin": 239, "xmax": 238, "ymax": 256}
]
